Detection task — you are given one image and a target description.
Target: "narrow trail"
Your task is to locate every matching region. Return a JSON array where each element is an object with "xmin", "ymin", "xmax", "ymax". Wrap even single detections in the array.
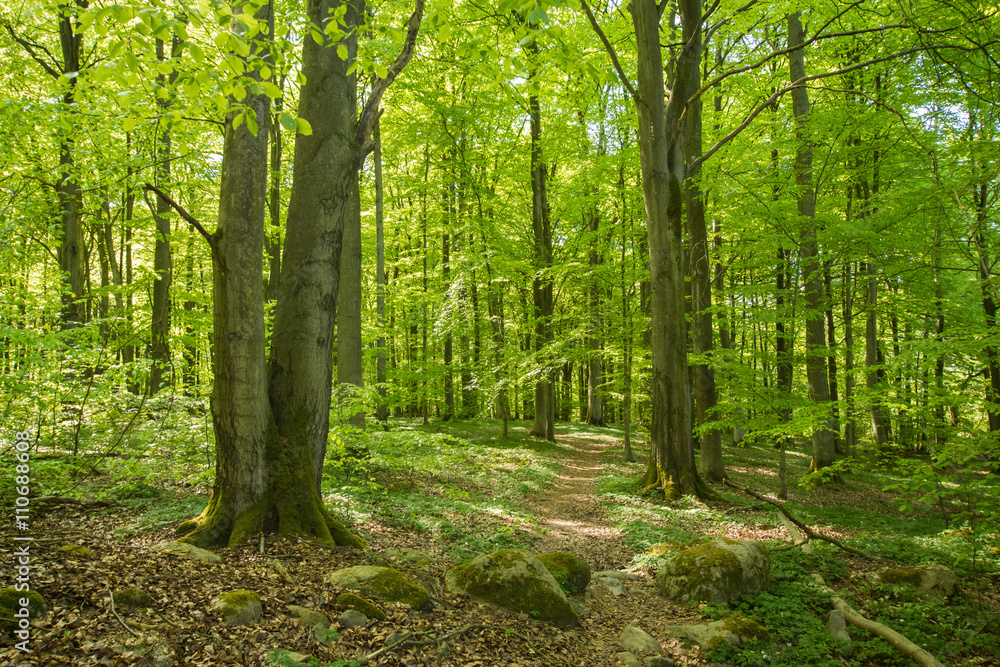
[{"xmin": 525, "ymin": 433, "xmax": 634, "ymax": 571}]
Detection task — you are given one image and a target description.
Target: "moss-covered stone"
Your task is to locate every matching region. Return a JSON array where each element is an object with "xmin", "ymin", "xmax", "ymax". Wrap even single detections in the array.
[
  {"xmin": 0, "ymin": 588, "xmax": 47, "ymax": 633},
  {"xmin": 445, "ymin": 549, "xmax": 579, "ymax": 627},
  {"xmin": 213, "ymin": 590, "xmax": 263, "ymax": 626},
  {"xmin": 666, "ymin": 615, "xmax": 769, "ymax": 649},
  {"xmin": 537, "ymin": 552, "xmax": 591, "ymax": 594},
  {"xmin": 336, "ymin": 593, "xmax": 388, "ymax": 621},
  {"xmin": 656, "ymin": 538, "xmax": 769, "ymax": 603},
  {"xmin": 327, "ymin": 566, "xmax": 429, "ymax": 610},
  {"xmin": 151, "ymin": 541, "xmax": 222, "ymax": 562},
  {"xmin": 113, "ymin": 587, "xmax": 153, "ymax": 610},
  {"xmin": 58, "ymin": 544, "xmax": 94, "ymax": 558},
  {"xmin": 718, "ymin": 615, "xmax": 771, "ymax": 644},
  {"xmin": 879, "ymin": 564, "xmax": 957, "ymax": 599}
]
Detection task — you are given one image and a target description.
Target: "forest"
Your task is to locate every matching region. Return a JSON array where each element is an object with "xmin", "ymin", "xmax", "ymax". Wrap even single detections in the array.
[{"xmin": 1, "ymin": 0, "xmax": 999, "ymax": 665}]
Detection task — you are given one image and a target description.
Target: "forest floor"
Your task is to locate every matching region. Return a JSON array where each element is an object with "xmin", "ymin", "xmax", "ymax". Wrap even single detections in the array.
[{"xmin": 2, "ymin": 418, "xmax": 1000, "ymax": 667}]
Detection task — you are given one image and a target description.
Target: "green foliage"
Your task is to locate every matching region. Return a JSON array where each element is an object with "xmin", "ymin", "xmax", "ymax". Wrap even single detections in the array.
[{"xmin": 265, "ymin": 649, "xmax": 358, "ymax": 667}]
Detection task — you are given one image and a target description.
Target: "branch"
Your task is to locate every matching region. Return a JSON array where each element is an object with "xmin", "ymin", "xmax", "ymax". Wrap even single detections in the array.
[
  {"xmin": 356, "ymin": 0, "xmax": 424, "ymax": 164},
  {"xmin": 2, "ymin": 22, "xmax": 62, "ymax": 79},
  {"xmin": 142, "ymin": 184, "xmax": 216, "ymax": 253},
  {"xmin": 580, "ymin": 0, "xmax": 637, "ymax": 100},
  {"xmin": 723, "ymin": 479, "xmax": 876, "ymax": 560}
]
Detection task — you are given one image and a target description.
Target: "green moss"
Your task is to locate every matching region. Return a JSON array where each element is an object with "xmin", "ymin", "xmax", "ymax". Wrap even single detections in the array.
[
  {"xmin": 114, "ymin": 587, "xmax": 153, "ymax": 610},
  {"xmin": 0, "ymin": 588, "xmax": 47, "ymax": 632},
  {"xmin": 366, "ymin": 569, "xmax": 429, "ymax": 610},
  {"xmin": 214, "ymin": 590, "xmax": 263, "ymax": 625},
  {"xmin": 719, "ymin": 615, "xmax": 771, "ymax": 643},
  {"xmin": 880, "ymin": 567, "xmax": 925, "ymax": 587},
  {"xmin": 537, "ymin": 552, "xmax": 591, "ymax": 593},
  {"xmin": 58, "ymin": 544, "xmax": 93, "ymax": 558},
  {"xmin": 336, "ymin": 593, "xmax": 387, "ymax": 621},
  {"xmin": 447, "ymin": 550, "xmax": 578, "ymax": 626},
  {"xmin": 657, "ymin": 539, "xmax": 768, "ymax": 603}
]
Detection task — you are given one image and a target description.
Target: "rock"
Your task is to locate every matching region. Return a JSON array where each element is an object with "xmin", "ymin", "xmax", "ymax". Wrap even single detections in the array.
[
  {"xmin": 287, "ymin": 605, "xmax": 331, "ymax": 632},
  {"xmin": 385, "ymin": 548, "xmax": 433, "ymax": 566},
  {"xmin": 212, "ymin": 590, "xmax": 262, "ymax": 626},
  {"xmin": 537, "ymin": 552, "xmax": 592, "ymax": 593},
  {"xmin": 437, "ymin": 642, "xmax": 452, "ymax": 660},
  {"xmin": 879, "ymin": 564, "xmax": 957, "ymax": 599},
  {"xmin": 151, "ymin": 541, "xmax": 221, "ymax": 563},
  {"xmin": 328, "ymin": 566, "xmax": 429, "ymax": 610},
  {"xmin": 0, "ymin": 588, "xmax": 47, "ymax": 632},
  {"xmin": 58, "ymin": 544, "xmax": 94, "ymax": 558},
  {"xmin": 338, "ymin": 609, "xmax": 368, "ymax": 628},
  {"xmin": 113, "ymin": 587, "xmax": 153, "ymax": 610},
  {"xmin": 568, "ymin": 599, "xmax": 590, "ymax": 617},
  {"xmin": 281, "ymin": 652, "xmax": 311, "ymax": 663},
  {"xmin": 596, "ymin": 576, "xmax": 628, "ymax": 597},
  {"xmin": 826, "ymin": 609, "xmax": 853, "ymax": 656},
  {"xmin": 594, "ymin": 570, "xmax": 641, "ymax": 581},
  {"xmin": 619, "ymin": 625, "xmax": 661, "ymax": 654},
  {"xmin": 656, "ymin": 539, "xmax": 769, "ymax": 603},
  {"xmin": 445, "ymin": 549, "xmax": 579, "ymax": 626},
  {"xmin": 617, "ymin": 652, "xmax": 642, "ymax": 667},
  {"xmin": 336, "ymin": 592, "xmax": 388, "ymax": 621},
  {"xmin": 644, "ymin": 658, "xmax": 676, "ymax": 667},
  {"xmin": 665, "ymin": 615, "xmax": 770, "ymax": 649}
]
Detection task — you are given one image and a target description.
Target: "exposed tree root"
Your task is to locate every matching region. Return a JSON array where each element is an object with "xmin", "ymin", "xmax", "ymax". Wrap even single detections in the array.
[{"xmin": 723, "ymin": 479, "xmax": 874, "ymax": 559}]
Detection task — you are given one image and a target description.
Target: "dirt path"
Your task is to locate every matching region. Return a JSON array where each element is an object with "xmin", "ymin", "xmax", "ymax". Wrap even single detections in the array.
[{"xmin": 525, "ymin": 434, "xmax": 634, "ymax": 571}]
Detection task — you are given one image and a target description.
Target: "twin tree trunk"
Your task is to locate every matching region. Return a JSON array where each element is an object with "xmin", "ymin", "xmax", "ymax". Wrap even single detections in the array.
[{"xmin": 179, "ymin": 0, "xmax": 422, "ymax": 548}]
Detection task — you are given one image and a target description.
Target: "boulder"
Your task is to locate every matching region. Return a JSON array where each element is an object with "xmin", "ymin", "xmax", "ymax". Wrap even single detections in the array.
[
  {"xmin": 151, "ymin": 541, "xmax": 221, "ymax": 563},
  {"xmin": 59, "ymin": 544, "xmax": 94, "ymax": 558},
  {"xmin": 445, "ymin": 549, "xmax": 579, "ymax": 626},
  {"xmin": 328, "ymin": 566, "xmax": 429, "ymax": 610},
  {"xmin": 617, "ymin": 652, "xmax": 642, "ymax": 667},
  {"xmin": 619, "ymin": 625, "xmax": 661, "ymax": 653},
  {"xmin": 656, "ymin": 538, "xmax": 769, "ymax": 603},
  {"xmin": 113, "ymin": 587, "xmax": 153, "ymax": 611},
  {"xmin": 537, "ymin": 552, "xmax": 591, "ymax": 593},
  {"xmin": 287, "ymin": 605, "xmax": 330, "ymax": 632},
  {"xmin": 665, "ymin": 615, "xmax": 770, "ymax": 649},
  {"xmin": 0, "ymin": 587, "xmax": 47, "ymax": 632},
  {"xmin": 212, "ymin": 590, "xmax": 263, "ymax": 626},
  {"xmin": 879, "ymin": 564, "xmax": 957, "ymax": 599},
  {"xmin": 338, "ymin": 609, "xmax": 368, "ymax": 628}
]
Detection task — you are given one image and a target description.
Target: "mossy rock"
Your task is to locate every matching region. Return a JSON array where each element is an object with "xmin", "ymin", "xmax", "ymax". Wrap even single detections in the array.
[
  {"xmin": 384, "ymin": 548, "xmax": 432, "ymax": 566},
  {"xmin": 537, "ymin": 552, "xmax": 591, "ymax": 594},
  {"xmin": 113, "ymin": 587, "xmax": 153, "ymax": 611},
  {"xmin": 666, "ymin": 615, "xmax": 770, "ymax": 649},
  {"xmin": 58, "ymin": 544, "xmax": 94, "ymax": 559},
  {"xmin": 336, "ymin": 593, "xmax": 388, "ymax": 621},
  {"xmin": 879, "ymin": 564, "xmax": 957, "ymax": 599},
  {"xmin": 0, "ymin": 588, "xmax": 47, "ymax": 633},
  {"xmin": 327, "ymin": 566, "xmax": 429, "ymax": 610},
  {"xmin": 151, "ymin": 541, "xmax": 222, "ymax": 562},
  {"xmin": 212, "ymin": 590, "xmax": 263, "ymax": 626},
  {"xmin": 445, "ymin": 549, "xmax": 579, "ymax": 627},
  {"xmin": 656, "ymin": 538, "xmax": 769, "ymax": 603}
]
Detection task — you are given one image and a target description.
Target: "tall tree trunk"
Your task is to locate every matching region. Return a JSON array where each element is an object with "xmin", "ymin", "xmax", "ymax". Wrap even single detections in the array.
[
  {"xmin": 824, "ymin": 264, "xmax": 844, "ymax": 453},
  {"xmin": 374, "ymin": 124, "xmax": 388, "ymax": 425},
  {"xmin": 337, "ymin": 160, "xmax": 365, "ymax": 430},
  {"xmin": 57, "ymin": 8, "xmax": 84, "ymax": 328},
  {"xmin": 787, "ymin": 12, "xmax": 836, "ymax": 473},
  {"xmin": 631, "ymin": 0, "xmax": 713, "ymax": 499},
  {"xmin": 843, "ymin": 261, "xmax": 857, "ymax": 453},
  {"xmin": 587, "ymin": 206, "xmax": 605, "ymax": 426},
  {"xmin": 265, "ymin": 77, "xmax": 285, "ymax": 303},
  {"xmin": 865, "ymin": 260, "xmax": 892, "ymax": 444}
]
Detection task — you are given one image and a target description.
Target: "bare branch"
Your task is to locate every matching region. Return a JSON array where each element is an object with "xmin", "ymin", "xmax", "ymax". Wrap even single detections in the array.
[
  {"xmin": 580, "ymin": 0, "xmax": 637, "ymax": 100},
  {"xmin": 2, "ymin": 22, "xmax": 62, "ymax": 79},
  {"xmin": 142, "ymin": 183, "xmax": 216, "ymax": 253}
]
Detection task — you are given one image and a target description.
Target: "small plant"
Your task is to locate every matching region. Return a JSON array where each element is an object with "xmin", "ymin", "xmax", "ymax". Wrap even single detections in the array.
[{"xmin": 265, "ymin": 649, "xmax": 359, "ymax": 667}]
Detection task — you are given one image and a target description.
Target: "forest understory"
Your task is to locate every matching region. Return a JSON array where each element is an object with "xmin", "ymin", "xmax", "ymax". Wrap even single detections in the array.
[{"xmin": 2, "ymin": 419, "xmax": 999, "ymax": 667}]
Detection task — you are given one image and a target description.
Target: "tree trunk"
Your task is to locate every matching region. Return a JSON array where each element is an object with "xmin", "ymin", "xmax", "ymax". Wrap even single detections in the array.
[
  {"xmin": 843, "ymin": 261, "xmax": 857, "ymax": 453},
  {"xmin": 787, "ymin": 12, "xmax": 836, "ymax": 473},
  {"xmin": 337, "ymin": 161, "xmax": 365, "ymax": 430},
  {"xmin": 824, "ymin": 264, "xmax": 844, "ymax": 453},
  {"xmin": 631, "ymin": 0, "xmax": 713, "ymax": 499},
  {"xmin": 374, "ymin": 124, "xmax": 388, "ymax": 425}
]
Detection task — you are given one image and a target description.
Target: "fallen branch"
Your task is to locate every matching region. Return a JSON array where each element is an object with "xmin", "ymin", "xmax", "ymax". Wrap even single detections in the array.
[
  {"xmin": 723, "ymin": 479, "xmax": 874, "ymax": 560},
  {"xmin": 36, "ymin": 496, "xmax": 112, "ymax": 509},
  {"xmin": 107, "ymin": 590, "xmax": 139, "ymax": 638},
  {"xmin": 809, "ymin": 573, "xmax": 945, "ymax": 667}
]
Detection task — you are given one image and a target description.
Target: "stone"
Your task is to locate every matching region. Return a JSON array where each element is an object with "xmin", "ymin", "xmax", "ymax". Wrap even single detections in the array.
[
  {"xmin": 656, "ymin": 539, "xmax": 769, "ymax": 603},
  {"xmin": 665, "ymin": 615, "xmax": 770, "ymax": 649},
  {"xmin": 826, "ymin": 609, "xmax": 853, "ymax": 656},
  {"xmin": 212, "ymin": 590, "xmax": 262, "ymax": 626},
  {"xmin": 594, "ymin": 570, "xmax": 641, "ymax": 581},
  {"xmin": 596, "ymin": 576, "xmax": 628, "ymax": 597},
  {"xmin": 327, "ymin": 566, "xmax": 430, "ymax": 610},
  {"xmin": 617, "ymin": 652, "xmax": 642, "ymax": 667},
  {"xmin": 619, "ymin": 625, "xmax": 661, "ymax": 654},
  {"xmin": 445, "ymin": 549, "xmax": 578, "ymax": 626},
  {"xmin": 336, "ymin": 592, "xmax": 388, "ymax": 621},
  {"xmin": 58, "ymin": 544, "xmax": 94, "ymax": 558},
  {"xmin": 339, "ymin": 609, "xmax": 368, "ymax": 628},
  {"xmin": 537, "ymin": 552, "xmax": 592, "ymax": 593},
  {"xmin": 113, "ymin": 587, "xmax": 153, "ymax": 611},
  {"xmin": 385, "ymin": 631, "xmax": 409, "ymax": 646},
  {"xmin": 151, "ymin": 541, "xmax": 221, "ymax": 563},
  {"xmin": 644, "ymin": 658, "xmax": 676, "ymax": 667},
  {"xmin": 287, "ymin": 605, "xmax": 331, "ymax": 632},
  {"xmin": 385, "ymin": 548, "xmax": 433, "ymax": 566},
  {"xmin": 0, "ymin": 588, "xmax": 47, "ymax": 632},
  {"xmin": 568, "ymin": 599, "xmax": 590, "ymax": 617},
  {"xmin": 879, "ymin": 564, "xmax": 958, "ymax": 599}
]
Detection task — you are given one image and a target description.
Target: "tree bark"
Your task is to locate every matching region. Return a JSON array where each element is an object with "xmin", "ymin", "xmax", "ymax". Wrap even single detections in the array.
[
  {"xmin": 374, "ymin": 123, "xmax": 388, "ymax": 425},
  {"xmin": 337, "ymin": 160, "xmax": 365, "ymax": 430}
]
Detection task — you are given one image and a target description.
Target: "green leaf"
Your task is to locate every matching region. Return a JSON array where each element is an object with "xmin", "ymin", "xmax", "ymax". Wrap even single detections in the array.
[
  {"xmin": 246, "ymin": 109, "xmax": 259, "ymax": 136},
  {"xmin": 279, "ymin": 113, "xmax": 297, "ymax": 132},
  {"xmin": 296, "ymin": 117, "xmax": 313, "ymax": 136},
  {"xmin": 375, "ymin": 63, "xmax": 387, "ymax": 79},
  {"xmin": 261, "ymin": 81, "xmax": 283, "ymax": 98},
  {"xmin": 232, "ymin": 109, "xmax": 244, "ymax": 131},
  {"xmin": 337, "ymin": 44, "xmax": 348, "ymax": 60}
]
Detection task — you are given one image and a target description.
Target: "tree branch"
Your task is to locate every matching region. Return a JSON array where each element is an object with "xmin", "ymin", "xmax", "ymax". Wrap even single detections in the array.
[
  {"xmin": 580, "ymin": 0, "xmax": 637, "ymax": 100},
  {"xmin": 2, "ymin": 22, "xmax": 62, "ymax": 79},
  {"xmin": 142, "ymin": 184, "xmax": 216, "ymax": 254},
  {"xmin": 356, "ymin": 0, "xmax": 425, "ymax": 166}
]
